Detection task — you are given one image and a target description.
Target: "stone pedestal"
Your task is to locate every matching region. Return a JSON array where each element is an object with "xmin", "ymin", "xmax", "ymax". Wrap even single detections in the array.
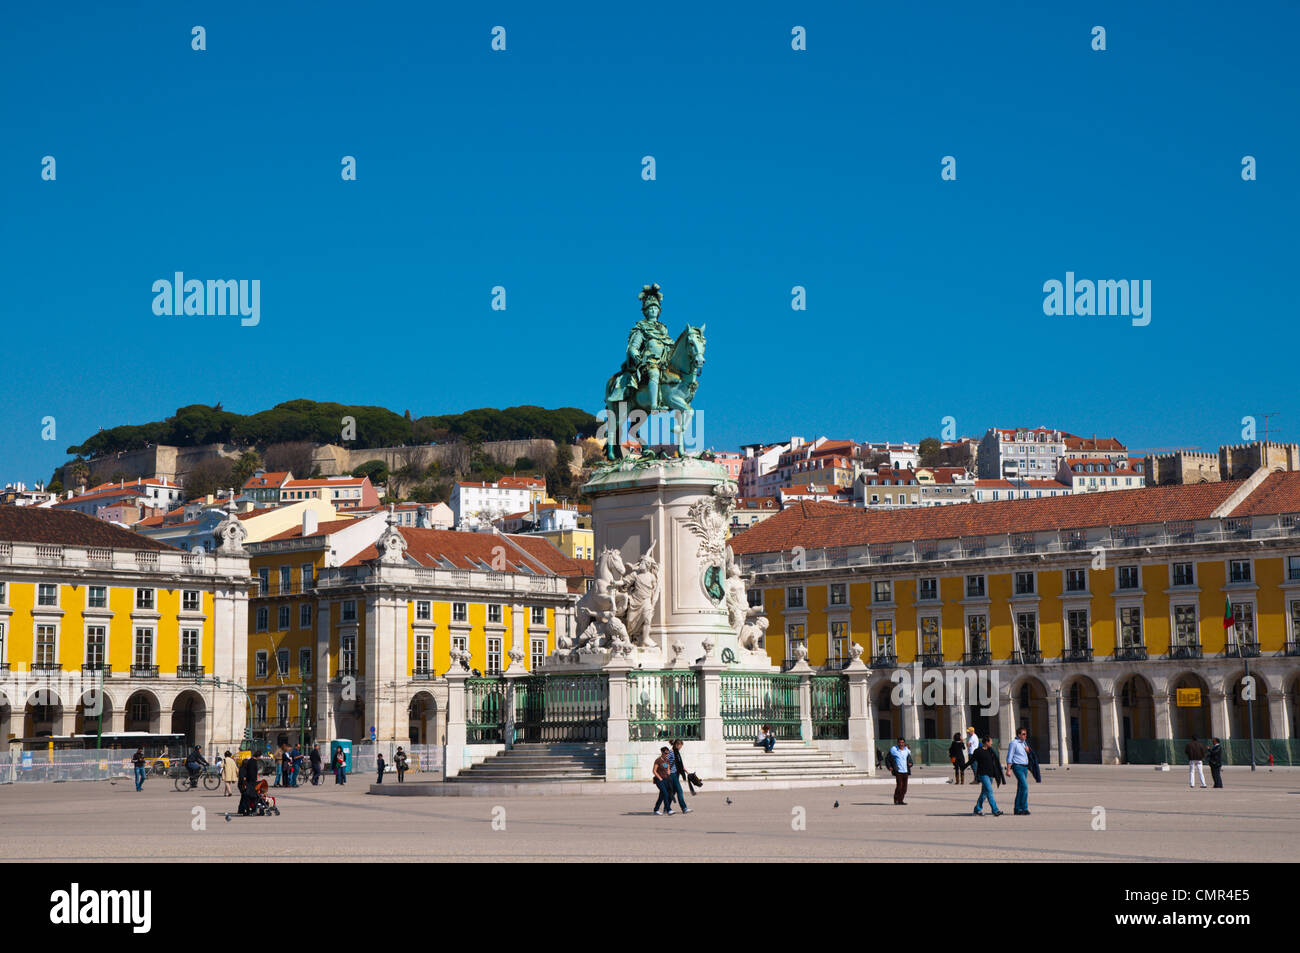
[{"xmin": 580, "ymin": 457, "xmax": 749, "ymax": 670}]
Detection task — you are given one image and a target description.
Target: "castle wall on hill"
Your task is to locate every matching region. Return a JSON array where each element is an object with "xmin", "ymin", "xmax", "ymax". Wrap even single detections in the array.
[
  {"xmin": 69, "ymin": 439, "xmax": 583, "ymax": 490},
  {"xmin": 315, "ymin": 439, "xmax": 582, "ymax": 476}
]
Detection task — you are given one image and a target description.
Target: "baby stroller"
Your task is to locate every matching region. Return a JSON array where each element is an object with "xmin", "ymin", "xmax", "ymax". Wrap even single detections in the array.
[{"xmin": 227, "ymin": 778, "xmax": 280, "ymax": 821}]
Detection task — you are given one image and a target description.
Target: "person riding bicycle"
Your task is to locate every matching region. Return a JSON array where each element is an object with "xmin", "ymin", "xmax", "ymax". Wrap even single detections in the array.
[{"xmin": 186, "ymin": 744, "xmax": 209, "ymax": 789}]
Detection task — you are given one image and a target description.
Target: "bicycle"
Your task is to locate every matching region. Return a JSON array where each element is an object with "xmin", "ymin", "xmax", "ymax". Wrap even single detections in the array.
[{"xmin": 172, "ymin": 762, "xmax": 220, "ymax": 792}]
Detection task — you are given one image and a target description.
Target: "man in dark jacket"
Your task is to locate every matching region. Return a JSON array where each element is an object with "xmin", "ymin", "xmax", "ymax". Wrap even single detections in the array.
[
  {"xmin": 971, "ymin": 737, "xmax": 1004, "ymax": 816},
  {"xmin": 1207, "ymin": 738, "xmax": 1224, "ymax": 788},
  {"xmin": 309, "ymin": 744, "xmax": 323, "ymax": 785},
  {"xmin": 1185, "ymin": 738, "xmax": 1208, "ymax": 788},
  {"xmin": 237, "ymin": 752, "xmax": 261, "ymax": 815},
  {"xmin": 186, "ymin": 744, "xmax": 208, "ymax": 789}
]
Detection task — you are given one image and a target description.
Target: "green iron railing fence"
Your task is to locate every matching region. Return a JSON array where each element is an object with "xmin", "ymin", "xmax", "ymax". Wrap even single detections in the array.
[
  {"xmin": 720, "ymin": 672, "xmax": 801, "ymax": 741},
  {"xmin": 628, "ymin": 670, "xmax": 701, "ymax": 741},
  {"xmin": 466, "ymin": 677, "xmax": 507, "ymax": 743},
  {"xmin": 1123, "ymin": 738, "xmax": 1299, "ymax": 766},
  {"xmin": 513, "ymin": 673, "xmax": 609, "ymax": 743},
  {"xmin": 810, "ymin": 675, "xmax": 848, "ymax": 740}
]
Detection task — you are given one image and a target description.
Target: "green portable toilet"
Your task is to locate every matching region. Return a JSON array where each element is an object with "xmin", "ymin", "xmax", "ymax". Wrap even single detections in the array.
[{"xmin": 330, "ymin": 739, "xmax": 353, "ymax": 773}]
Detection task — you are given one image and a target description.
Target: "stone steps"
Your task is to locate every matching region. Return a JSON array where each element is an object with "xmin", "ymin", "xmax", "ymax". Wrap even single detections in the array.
[
  {"xmin": 451, "ymin": 743, "xmax": 606, "ymax": 783},
  {"xmin": 724, "ymin": 742, "xmax": 869, "ymax": 780}
]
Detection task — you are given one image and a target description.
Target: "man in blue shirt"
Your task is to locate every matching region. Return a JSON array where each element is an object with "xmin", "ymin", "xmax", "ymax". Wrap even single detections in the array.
[
  {"xmin": 1005, "ymin": 728, "xmax": 1032, "ymax": 815},
  {"xmin": 888, "ymin": 737, "xmax": 912, "ymax": 805}
]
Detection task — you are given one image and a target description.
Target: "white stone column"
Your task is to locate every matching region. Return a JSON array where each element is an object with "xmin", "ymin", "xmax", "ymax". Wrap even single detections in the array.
[
  {"xmin": 998, "ymin": 686, "xmax": 1015, "ymax": 747},
  {"xmin": 695, "ymin": 659, "xmax": 727, "ymax": 782},
  {"xmin": 1267, "ymin": 689, "xmax": 1290, "ymax": 741},
  {"xmin": 1153, "ymin": 691, "xmax": 1173, "ymax": 740},
  {"xmin": 602, "ymin": 656, "xmax": 633, "ymax": 781},
  {"xmin": 1052, "ymin": 689, "xmax": 1068, "ymax": 766},
  {"xmin": 1098, "ymin": 688, "xmax": 1121, "ymax": 765},
  {"xmin": 509, "ymin": 602, "xmax": 526, "ymax": 663},
  {"xmin": 442, "ymin": 669, "xmax": 469, "ymax": 779},
  {"xmin": 315, "ymin": 602, "xmax": 332, "ymax": 743},
  {"xmin": 1210, "ymin": 690, "xmax": 1229, "ymax": 741},
  {"xmin": 365, "ymin": 587, "xmax": 408, "ymax": 745},
  {"xmin": 797, "ymin": 669, "xmax": 813, "ymax": 744},
  {"xmin": 844, "ymin": 660, "xmax": 874, "ymax": 775}
]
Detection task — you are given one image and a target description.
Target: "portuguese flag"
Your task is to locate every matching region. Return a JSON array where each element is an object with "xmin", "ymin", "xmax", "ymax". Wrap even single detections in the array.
[{"xmin": 1223, "ymin": 596, "xmax": 1234, "ymax": 630}]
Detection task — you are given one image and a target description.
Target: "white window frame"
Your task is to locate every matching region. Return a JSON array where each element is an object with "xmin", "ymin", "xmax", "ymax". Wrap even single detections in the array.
[
  {"xmin": 38, "ymin": 583, "xmax": 59, "ymax": 608},
  {"xmin": 486, "ymin": 636, "xmax": 503, "ymax": 675},
  {"xmin": 182, "ymin": 589, "xmax": 201, "ymax": 612},
  {"xmin": 180, "ymin": 627, "xmax": 201, "ymax": 670},
  {"xmin": 135, "ymin": 587, "xmax": 154, "ymax": 610},
  {"xmin": 531, "ymin": 606, "xmax": 546, "ymax": 626},
  {"xmin": 255, "ymin": 650, "xmax": 269, "ymax": 679},
  {"xmin": 488, "ymin": 603, "xmax": 503, "ymax": 624},
  {"xmin": 87, "ymin": 585, "xmax": 108, "ymax": 609},
  {"xmin": 415, "ymin": 600, "xmax": 432, "ymax": 621},
  {"xmin": 452, "ymin": 602, "xmax": 468, "ymax": 623}
]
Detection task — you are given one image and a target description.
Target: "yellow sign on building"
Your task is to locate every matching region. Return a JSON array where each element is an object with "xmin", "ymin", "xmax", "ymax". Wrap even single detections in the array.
[{"xmin": 1176, "ymin": 688, "xmax": 1202, "ymax": 707}]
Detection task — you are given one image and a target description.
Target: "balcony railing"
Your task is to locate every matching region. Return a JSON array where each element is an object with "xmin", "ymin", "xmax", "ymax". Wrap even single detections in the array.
[
  {"xmin": 917, "ymin": 651, "xmax": 945, "ymax": 667},
  {"xmin": 177, "ymin": 664, "xmax": 206, "ymax": 677},
  {"xmin": 81, "ymin": 663, "xmax": 112, "ymax": 674},
  {"xmin": 131, "ymin": 664, "xmax": 159, "ymax": 678},
  {"xmin": 962, "ymin": 649, "xmax": 993, "ymax": 666},
  {"xmin": 1113, "ymin": 645, "xmax": 1148, "ymax": 662},
  {"xmin": 335, "ymin": 666, "xmax": 358, "ymax": 679},
  {"xmin": 411, "ymin": 668, "xmax": 436, "ymax": 680},
  {"xmin": 870, "ymin": 653, "xmax": 898, "ymax": 669},
  {"xmin": 1286, "ymin": 641, "xmax": 1300, "ymax": 657},
  {"xmin": 1167, "ymin": 644, "xmax": 1203, "ymax": 660},
  {"xmin": 1062, "ymin": 646, "xmax": 1093, "ymax": 663},
  {"xmin": 737, "ymin": 512, "xmax": 1300, "ymax": 577},
  {"xmin": 1010, "ymin": 649, "xmax": 1043, "ymax": 665},
  {"xmin": 0, "ymin": 540, "xmax": 237, "ymax": 576},
  {"xmin": 1224, "ymin": 642, "xmax": 1261, "ymax": 659},
  {"xmin": 32, "ymin": 661, "xmax": 62, "ymax": 671}
]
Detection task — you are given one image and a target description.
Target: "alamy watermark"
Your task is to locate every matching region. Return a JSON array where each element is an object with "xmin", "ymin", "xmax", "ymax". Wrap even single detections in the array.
[
  {"xmin": 889, "ymin": 665, "xmax": 1000, "ymax": 716},
  {"xmin": 152, "ymin": 272, "xmax": 260, "ymax": 326},
  {"xmin": 596, "ymin": 401, "xmax": 705, "ymax": 455},
  {"xmin": 1042, "ymin": 272, "xmax": 1150, "ymax": 327}
]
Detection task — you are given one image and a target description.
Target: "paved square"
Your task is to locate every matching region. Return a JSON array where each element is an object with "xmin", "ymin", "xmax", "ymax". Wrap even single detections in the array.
[{"xmin": 1, "ymin": 766, "xmax": 1296, "ymax": 862}]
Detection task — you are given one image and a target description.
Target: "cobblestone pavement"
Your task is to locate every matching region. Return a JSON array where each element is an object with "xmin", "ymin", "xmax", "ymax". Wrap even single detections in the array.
[{"xmin": 1, "ymin": 766, "xmax": 1296, "ymax": 862}]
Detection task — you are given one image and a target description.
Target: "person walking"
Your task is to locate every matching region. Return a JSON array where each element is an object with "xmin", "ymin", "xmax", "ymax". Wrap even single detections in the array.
[
  {"xmin": 1185, "ymin": 738, "xmax": 1208, "ymax": 788},
  {"xmin": 375, "ymin": 752, "xmax": 386, "ymax": 784},
  {"xmin": 290, "ymin": 744, "xmax": 303, "ymax": 787},
  {"xmin": 309, "ymin": 744, "xmax": 323, "ymax": 785},
  {"xmin": 221, "ymin": 750, "xmax": 239, "ymax": 796},
  {"xmin": 395, "ymin": 747, "xmax": 408, "ymax": 783},
  {"xmin": 888, "ymin": 737, "xmax": 912, "ymax": 805},
  {"xmin": 971, "ymin": 737, "xmax": 1004, "ymax": 816},
  {"xmin": 652, "ymin": 747, "xmax": 674, "ymax": 816},
  {"xmin": 965, "ymin": 727, "xmax": 980, "ymax": 782},
  {"xmin": 1207, "ymin": 738, "xmax": 1224, "ymax": 788},
  {"xmin": 333, "ymin": 747, "xmax": 347, "ymax": 785},
  {"xmin": 131, "ymin": 748, "xmax": 147, "ymax": 791},
  {"xmin": 1005, "ymin": 728, "xmax": 1032, "ymax": 815},
  {"xmin": 949, "ymin": 733, "xmax": 967, "ymax": 785},
  {"xmin": 281, "ymin": 745, "xmax": 294, "ymax": 789},
  {"xmin": 273, "ymin": 744, "xmax": 284, "ymax": 787},
  {"xmin": 667, "ymin": 739, "xmax": 692, "ymax": 813}
]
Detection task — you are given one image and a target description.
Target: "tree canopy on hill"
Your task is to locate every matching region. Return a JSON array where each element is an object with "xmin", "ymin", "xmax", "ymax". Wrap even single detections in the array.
[
  {"xmin": 413, "ymin": 406, "xmax": 597, "ymax": 444},
  {"xmin": 65, "ymin": 401, "xmax": 599, "ymax": 458}
]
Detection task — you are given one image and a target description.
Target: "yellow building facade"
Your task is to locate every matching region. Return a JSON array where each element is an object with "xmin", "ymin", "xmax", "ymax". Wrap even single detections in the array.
[
  {"xmin": 734, "ymin": 474, "xmax": 1300, "ymax": 764},
  {"xmin": 0, "ymin": 508, "xmax": 250, "ymax": 748}
]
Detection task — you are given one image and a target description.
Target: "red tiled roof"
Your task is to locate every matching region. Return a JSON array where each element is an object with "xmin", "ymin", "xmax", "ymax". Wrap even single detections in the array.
[
  {"xmin": 283, "ymin": 477, "xmax": 367, "ymax": 488},
  {"xmin": 0, "ymin": 507, "xmax": 176, "ymax": 551},
  {"xmin": 729, "ymin": 481, "xmax": 1248, "ymax": 555},
  {"xmin": 242, "ymin": 471, "xmax": 291, "ymax": 489},
  {"xmin": 1064, "ymin": 435, "xmax": 1127, "ymax": 452},
  {"xmin": 343, "ymin": 529, "xmax": 583, "ymax": 577},
  {"xmin": 1228, "ymin": 471, "xmax": 1300, "ymax": 517},
  {"xmin": 52, "ymin": 486, "xmax": 147, "ymax": 507}
]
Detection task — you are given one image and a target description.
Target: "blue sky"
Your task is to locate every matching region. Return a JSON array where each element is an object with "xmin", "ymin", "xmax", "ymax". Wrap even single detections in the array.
[{"xmin": 2, "ymin": 1, "xmax": 1297, "ymax": 484}]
